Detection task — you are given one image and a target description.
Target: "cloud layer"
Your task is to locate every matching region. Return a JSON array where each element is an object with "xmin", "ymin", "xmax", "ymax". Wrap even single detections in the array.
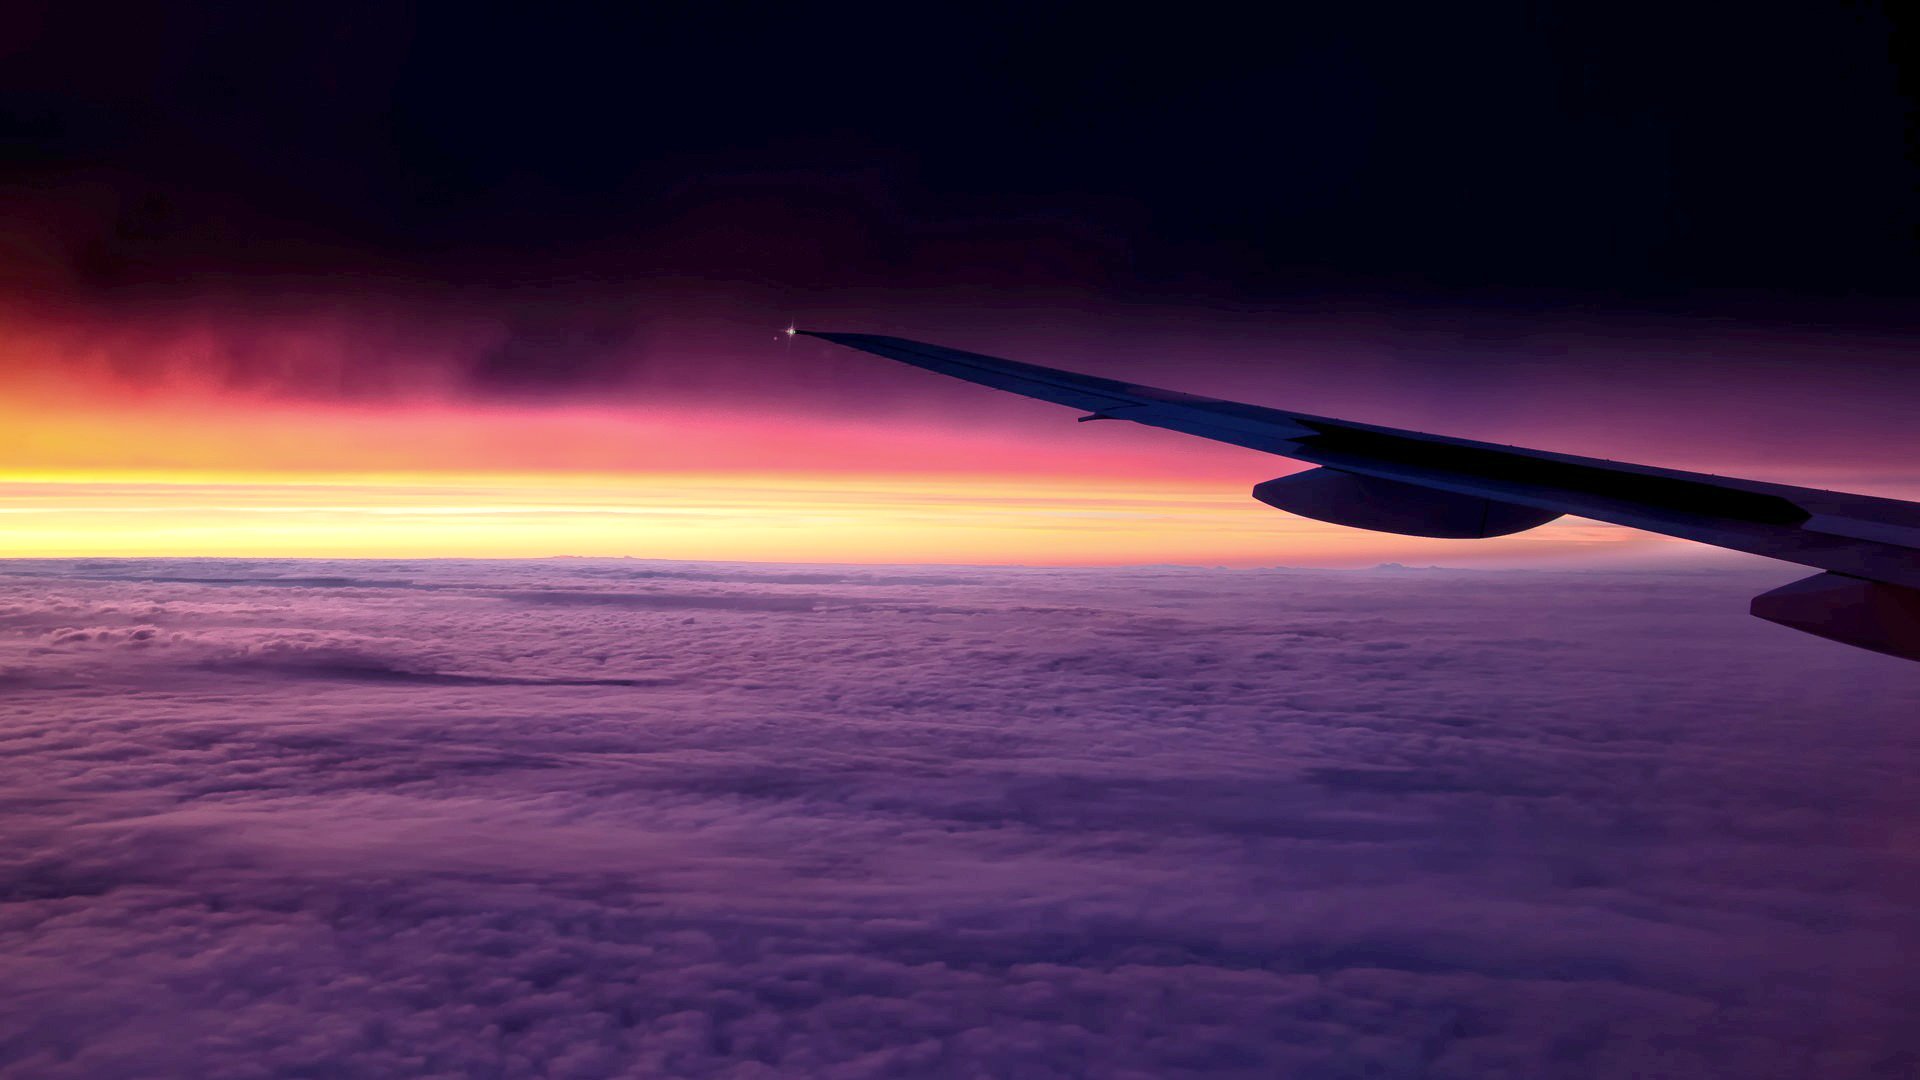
[{"xmin": 2, "ymin": 559, "xmax": 1918, "ymax": 1078}]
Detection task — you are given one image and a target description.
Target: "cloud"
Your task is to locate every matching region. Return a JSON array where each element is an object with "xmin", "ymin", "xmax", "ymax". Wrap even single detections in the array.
[
  {"xmin": 0, "ymin": 559, "xmax": 1917, "ymax": 1078},
  {"xmin": 484, "ymin": 588, "xmax": 822, "ymax": 613}
]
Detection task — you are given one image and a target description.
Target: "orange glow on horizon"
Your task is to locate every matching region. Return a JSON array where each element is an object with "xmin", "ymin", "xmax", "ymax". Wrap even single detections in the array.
[
  {"xmin": 1, "ymin": 318, "xmax": 1902, "ymax": 567},
  {"xmin": 0, "ymin": 468, "xmax": 1654, "ymax": 565},
  {"xmin": 0, "ymin": 390, "xmax": 1260, "ymax": 480}
]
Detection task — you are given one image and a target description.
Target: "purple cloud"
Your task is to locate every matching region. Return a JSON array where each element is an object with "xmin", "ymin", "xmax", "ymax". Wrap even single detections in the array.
[{"xmin": 0, "ymin": 559, "xmax": 1917, "ymax": 1078}]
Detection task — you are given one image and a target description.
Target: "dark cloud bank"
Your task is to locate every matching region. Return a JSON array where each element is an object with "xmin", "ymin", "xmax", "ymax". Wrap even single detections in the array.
[{"xmin": 1, "ymin": 559, "xmax": 1918, "ymax": 1078}]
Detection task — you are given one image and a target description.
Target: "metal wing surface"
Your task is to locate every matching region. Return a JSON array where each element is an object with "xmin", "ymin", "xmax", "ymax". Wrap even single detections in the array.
[{"xmin": 802, "ymin": 331, "xmax": 1920, "ymax": 662}]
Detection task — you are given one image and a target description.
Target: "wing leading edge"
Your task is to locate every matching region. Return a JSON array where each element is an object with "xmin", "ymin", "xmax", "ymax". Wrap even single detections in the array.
[{"xmin": 802, "ymin": 330, "xmax": 1920, "ymax": 663}]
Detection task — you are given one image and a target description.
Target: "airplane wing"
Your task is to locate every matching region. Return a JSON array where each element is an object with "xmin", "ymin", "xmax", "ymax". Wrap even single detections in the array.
[{"xmin": 801, "ymin": 330, "xmax": 1920, "ymax": 662}]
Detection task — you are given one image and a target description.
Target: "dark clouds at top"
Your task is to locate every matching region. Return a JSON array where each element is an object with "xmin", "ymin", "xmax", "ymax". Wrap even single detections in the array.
[
  {"xmin": 6, "ymin": 3, "xmax": 1917, "ymax": 305},
  {"xmin": 5, "ymin": 1, "xmax": 1920, "ymax": 440},
  {"xmin": 2, "ymin": 559, "xmax": 1919, "ymax": 1077}
]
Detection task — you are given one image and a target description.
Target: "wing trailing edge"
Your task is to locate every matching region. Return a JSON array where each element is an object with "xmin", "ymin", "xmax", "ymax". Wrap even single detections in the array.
[{"xmin": 802, "ymin": 331, "xmax": 1920, "ymax": 662}]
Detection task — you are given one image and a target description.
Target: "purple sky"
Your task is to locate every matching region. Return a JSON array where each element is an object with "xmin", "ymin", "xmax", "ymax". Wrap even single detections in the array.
[
  {"xmin": 2, "ymin": 559, "xmax": 1917, "ymax": 1077},
  {"xmin": 7, "ymin": 4, "xmax": 1920, "ymax": 513}
]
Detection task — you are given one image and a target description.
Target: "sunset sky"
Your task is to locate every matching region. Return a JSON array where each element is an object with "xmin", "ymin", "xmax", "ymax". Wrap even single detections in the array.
[
  {"xmin": 7, "ymin": 7, "xmax": 1920, "ymax": 1077},
  {"xmin": 3, "ymin": 3, "xmax": 1916, "ymax": 564}
]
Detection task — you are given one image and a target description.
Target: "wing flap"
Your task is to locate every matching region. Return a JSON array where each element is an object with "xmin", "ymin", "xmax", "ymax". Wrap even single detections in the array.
[
  {"xmin": 1253, "ymin": 468, "xmax": 1563, "ymax": 539},
  {"xmin": 1752, "ymin": 572, "xmax": 1920, "ymax": 662}
]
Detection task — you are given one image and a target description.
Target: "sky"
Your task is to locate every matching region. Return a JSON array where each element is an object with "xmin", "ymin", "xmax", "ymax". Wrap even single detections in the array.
[
  {"xmin": 2, "ymin": 559, "xmax": 1918, "ymax": 1078},
  {"xmin": 7, "ymin": 14, "xmax": 1920, "ymax": 1076},
  {"xmin": 3, "ymin": 3, "xmax": 1918, "ymax": 562}
]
